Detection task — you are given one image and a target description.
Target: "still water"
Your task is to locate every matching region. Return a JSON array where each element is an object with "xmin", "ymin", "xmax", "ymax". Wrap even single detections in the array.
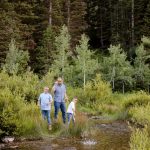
[{"xmin": 4, "ymin": 120, "xmax": 130, "ymax": 150}]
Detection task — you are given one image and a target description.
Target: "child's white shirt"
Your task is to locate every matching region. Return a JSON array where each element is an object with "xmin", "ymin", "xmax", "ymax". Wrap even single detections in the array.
[{"xmin": 67, "ymin": 101, "xmax": 75, "ymax": 114}]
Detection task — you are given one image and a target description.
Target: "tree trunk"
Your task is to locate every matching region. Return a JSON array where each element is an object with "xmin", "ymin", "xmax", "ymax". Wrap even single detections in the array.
[
  {"xmin": 131, "ymin": 0, "xmax": 134, "ymax": 47},
  {"xmin": 83, "ymin": 69, "xmax": 86, "ymax": 91},
  {"xmin": 62, "ymin": 49, "xmax": 65, "ymax": 78},
  {"xmin": 100, "ymin": 6, "xmax": 104, "ymax": 47},
  {"xmin": 122, "ymin": 81, "xmax": 125, "ymax": 94},
  {"xmin": 148, "ymin": 82, "xmax": 150, "ymax": 94},
  {"xmin": 112, "ymin": 67, "xmax": 115, "ymax": 92},
  {"xmin": 67, "ymin": 0, "xmax": 70, "ymax": 29},
  {"xmin": 49, "ymin": 0, "xmax": 52, "ymax": 26}
]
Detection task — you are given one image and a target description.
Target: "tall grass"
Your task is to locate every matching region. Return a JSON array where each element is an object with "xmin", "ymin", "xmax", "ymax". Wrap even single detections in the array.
[
  {"xmin": 129, "ymin": 104, "xmax": 150, "ymax": 126},
  {"xmin": 60, "ymin": 112, "xmax": 89, "ymax": 137},
  {"xmin": 0, "ymin": 88, "xmax": 48, "ymax": 138},
  {"xmin": 130, "ymin": 127, "xmax": 150, "ymax": 150}
]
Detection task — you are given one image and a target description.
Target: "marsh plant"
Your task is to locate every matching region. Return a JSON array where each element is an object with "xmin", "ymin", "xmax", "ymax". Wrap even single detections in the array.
[{"xmin": 130, "ymin": 127, "xmax": 150, "ymax": 150}]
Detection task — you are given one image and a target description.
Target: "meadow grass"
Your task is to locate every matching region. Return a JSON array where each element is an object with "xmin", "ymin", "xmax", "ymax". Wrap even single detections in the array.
[{"xmin": 130, "ymin": 127, "xmax": 150, "ymax": 150}]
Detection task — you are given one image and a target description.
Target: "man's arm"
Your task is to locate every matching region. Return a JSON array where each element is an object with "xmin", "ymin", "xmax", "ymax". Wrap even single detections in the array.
[
  {"xmin": 65, "ymin": 92, "xmax": 68, "ymax": 101},
  {"xmin": 52, "ymin": 84, "xmax": 56, "ymax": 94},
  {"xmin": 64, "ymin": 85, "xmax": 68, "ymax": 101}
]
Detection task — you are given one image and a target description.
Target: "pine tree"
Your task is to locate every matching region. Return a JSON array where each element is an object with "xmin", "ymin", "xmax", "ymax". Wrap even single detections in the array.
[
  {"xmin": 142, "ymin": 2, "xmax": 150, "ymax": 37},
  {"xmin": 68, "ymin": 0, "xmax": 87, "ymax": 46},
  {"xmin": 102, "ymin": 45, "xmax": 133, "ymax": 92},
  {"xmin": 51, "ymin": 25, "xmax": 70, "ymax": 78},
  {"xmin": 74, "ymin": 34, "xmax": 98, "ymax": 89},
  {"xmin": 134, "ymin": 38, "xmax": 150, "ymax": 90},
  {"xmin": 0, "ymin": 1, "xmax": 22, "ymax": 66},
  {"xmin": 35, "ymin": 26, "xmax": 56, "ymax": 74},
  {"xmin": 3, "ymin": 39, "xmax": 29, "ymax": 75}
]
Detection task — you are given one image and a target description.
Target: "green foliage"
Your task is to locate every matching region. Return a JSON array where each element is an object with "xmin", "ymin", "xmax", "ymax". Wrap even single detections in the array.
[
  {"xmin": 36, "ymin": 26, "xmax": 56, "ymax": 74},
  {"xmin": 84, "ymin": 74, "xmax": 112, "ymax": 103},
  {"xmin": 122, "ymin": 91, "xmax": 150, "ymax": 109},
  {"xmin": 60, "ymin": 113, "xmax": 89, "ymax": 137},
  {"xmin": 0, "ymin": 71, "xmax": 50, "ymax": 138},
  {"xmin": 134, "ymin": 42, "xmax": 150, "ymax": 89},
  {"xmin": 75, "ymin": 34, "xmax": 98, "ymax": 88},
  {"xmin": 129, "ymin": 104, "xmax": 150, "ymax": 126},
  {"xmin": 67, "ymin": 74, "xmax": 111, "ymax": 107},
  {"xmin": 3, "ymin": 39, "xmax": 29, "ymax": 75},
  {"xmin": 102, "ymin": 45, "xmax": 133, "ymax": 92},
  {"xmin": 52, "ymin": 25, "xmax": 71, "ymax": 78},
  {"xmin": 0, "ymin": 88, "xmax": 47, "ymax": 138},
  {"xmin": 0, "ymin": 71, "xmax": 39, "ymax": 102},
  {"xmin": 130, "ymin": 127, "xmax": 150, "ymax": 150}
]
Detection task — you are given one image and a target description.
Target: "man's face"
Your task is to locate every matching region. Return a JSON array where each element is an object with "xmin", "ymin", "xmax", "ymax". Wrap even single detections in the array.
[
  {"xmin": 57, "ymin": 78, "xmax": 63, "ymax": 85},
  {"xmin": 44, "ymin": 87, "xmax": 49, "ymax": 93}
]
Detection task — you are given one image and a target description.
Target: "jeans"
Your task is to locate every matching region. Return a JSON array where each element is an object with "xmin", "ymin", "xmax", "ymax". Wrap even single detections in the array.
[
  {"xmin": 54, "ymin": 101, "xmax": 66, "ymax": 123},
  {"xmin": 67, "ymin": 113, "xmax": 75, "ymax": 125},
  {"xmin": 41, "ymin": 110, "xmax": 51, "ymax": 125}
]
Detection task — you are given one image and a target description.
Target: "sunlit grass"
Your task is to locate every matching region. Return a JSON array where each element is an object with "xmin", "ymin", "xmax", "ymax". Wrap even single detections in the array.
[{"xmin": 130, "ymin": 127, "xmax": 150, "ymax": 150}]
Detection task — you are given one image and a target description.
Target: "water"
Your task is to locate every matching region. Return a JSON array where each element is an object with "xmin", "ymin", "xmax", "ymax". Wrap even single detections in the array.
[{"xmin": 3, "ymin": 120, "xmax": 130, "ymax": 150}]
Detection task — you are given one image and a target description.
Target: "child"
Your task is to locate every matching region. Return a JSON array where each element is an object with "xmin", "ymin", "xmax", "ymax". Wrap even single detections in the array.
[
  {"xmin": 67, "ymin": 97, "xmax": 78, "ymax": 125},
  {"xmin": 38, "ymin": 87, "xmax": 53, "ymax": 130}
]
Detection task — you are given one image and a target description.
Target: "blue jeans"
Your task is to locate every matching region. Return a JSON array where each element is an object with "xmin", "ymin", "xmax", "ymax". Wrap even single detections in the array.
[
  {"xmin": 41, "ymin": 110, "xmax": 51, "ymax": 125},
  {"xmin": 67, "ymin": 113, "xmax": 75, "ymax": 125},
  {"xmin": 54, "ymin": 101, "xmax": 66, "ymax": 123}
]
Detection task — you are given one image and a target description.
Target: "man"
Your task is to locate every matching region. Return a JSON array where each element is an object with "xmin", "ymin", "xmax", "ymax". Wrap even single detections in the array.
[
  {"xmin": 52, "ymin": 77, "xmax": 68, "ymax": 124},
  {"xmin": 38, "ymin": 87, "xmax": 53, "ymax": 130}
]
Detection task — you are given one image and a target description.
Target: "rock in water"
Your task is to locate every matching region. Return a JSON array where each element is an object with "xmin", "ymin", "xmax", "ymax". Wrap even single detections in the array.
[
  {"xmin": 1, "ymin": 137, "xmax": 15, "ymax": 143},
  {"xmin": 0, "ymin": 144, "xmax": 5, "ymax": 149}
]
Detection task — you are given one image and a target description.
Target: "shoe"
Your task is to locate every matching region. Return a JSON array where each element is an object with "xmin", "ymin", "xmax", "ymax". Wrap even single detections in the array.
[{"xmin": 48, "ymin": 125, "xmax": 52, "ymax": 131}]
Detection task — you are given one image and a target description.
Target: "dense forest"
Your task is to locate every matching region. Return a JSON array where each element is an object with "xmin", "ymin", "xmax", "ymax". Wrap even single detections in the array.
[
  {"xmin": 1, "ymin": 0, "xmax": 150, "ymax": 66},
  {"xmin": 0, "ymin": 0, "xmax": 150, "ymax": 92}
]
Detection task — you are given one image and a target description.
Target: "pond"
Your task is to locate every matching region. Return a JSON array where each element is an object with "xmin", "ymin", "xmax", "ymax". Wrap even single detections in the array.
[{"xmin": 3, "ymin": 120, "xmax": 130, "ymax": 150}]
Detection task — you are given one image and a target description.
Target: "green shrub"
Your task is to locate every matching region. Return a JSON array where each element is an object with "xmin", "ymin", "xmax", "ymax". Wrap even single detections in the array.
[
  {"xmin": 0, "ymin": 88, "xmax": 47, "ymax": 138},
  {"xmin": 39, "ymin": 71, "xmax": 56, "ymax": 91},
  {"xmin": 122, "ymin": 91, "xmax": 150, "ymax": 109},
  {"xmin": 67, "ymin": 74, "xmax": 112, "ymax": 107},
  {"xmin": 129, "ymin": 104, "xmax": 150, "ymax": 126},
  {"xmin": 84, "ymin": 74, "xmax": 112, "ymax": 103},
  {"xmin": 0, "ymin": 88, "xmax": 25, "ymax": 137},
  {"xmin": 130, "ymin": 127, "xmax": 150, "ymax": 150},
  {"xmin": 0, "ymin": 71, "xmax": 39, "ymax": 102}
]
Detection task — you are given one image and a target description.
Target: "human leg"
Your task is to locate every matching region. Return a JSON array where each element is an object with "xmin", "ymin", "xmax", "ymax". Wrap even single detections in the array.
[
  {"xmin": 60, "ymin": 102, "xmax": 66, "ymax": 124},
  {"xmin": 54, "ymin": 101, "xmax": 60, "ymax": 120},
  {"xmin": 67, "ymin": 113, "xmax": 73, "ymax": 125},
  {"xmin": 45, "ymin": 110, "xmax": 51, "ymax": 125},
  {"xmin": 41, "ymin": 110, "xmax": 46, "ymax": 120}
]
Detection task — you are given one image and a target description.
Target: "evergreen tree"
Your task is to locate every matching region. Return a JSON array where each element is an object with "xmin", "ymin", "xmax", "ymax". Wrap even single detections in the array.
[
  {"xmin": 35, "ymin": 26, "xmax": 56, "ymax": 74},
  {"xmin": 134, "ymin": 38, "xmax": 150, "ymax": 90},
  {"xmin": 74, "ymin": 34, "xmax": 98, "ymax": 89},
  {"xmin": 86, "ymin": 0, "xmax": 111, "ymax": 50},
  {"xmin": 3, "ymin": 39, "xmax": 29, "ymax": 75},
  {"xmin": 51, "ymin": 25, "xmax": 70, "ymax": 78},
  {"xmin": 68, "ymin": 0, "xmax": 87, "ymax": 46},
  {"xmin": 102, "ymin": 45, "xmax": 133, "ymax": 92},
  {"xmin": 0, "ymin": 1, "xmax": 22, "ymax": 66},
  {"xmin": 142, "ymin": 1, "xmax": 150, "ymax": 37}
]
